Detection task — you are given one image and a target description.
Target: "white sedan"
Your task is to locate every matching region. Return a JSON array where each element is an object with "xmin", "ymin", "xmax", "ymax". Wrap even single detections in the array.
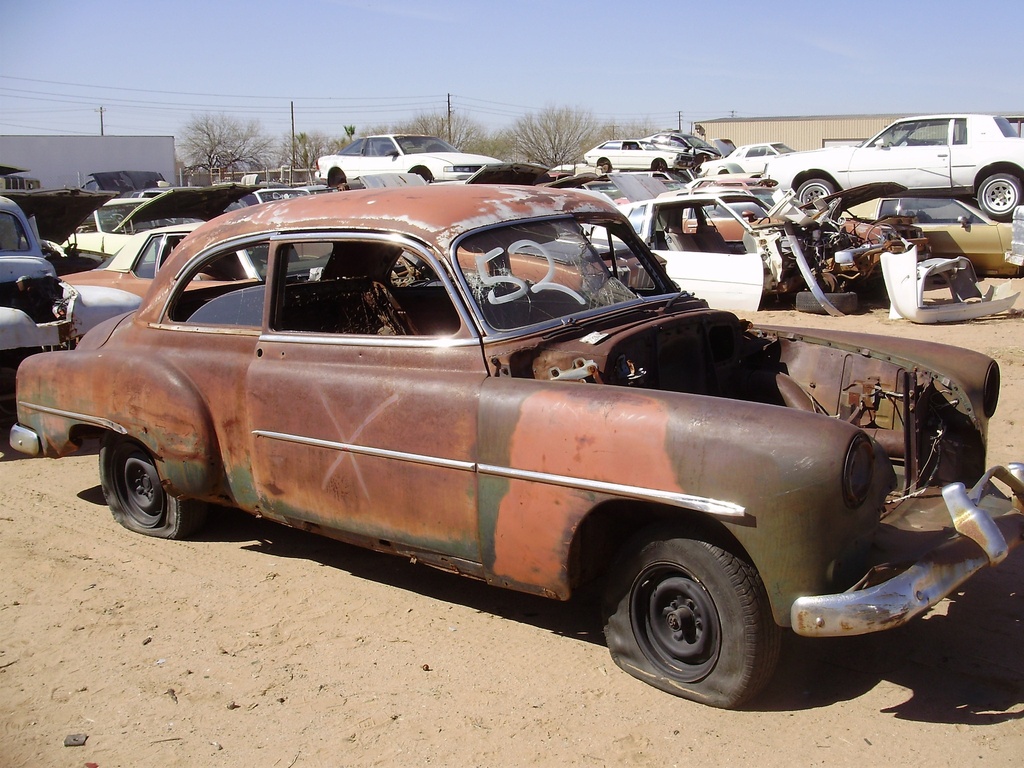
[
  {"xmin": 316, "ymin": 135, "xmax": 501, "ymax": 186},
  {"xmin": 583, "ymin": 140, "xmax": 690, "ymax": 173},
  {"xmin": 701, "ymin": 143, "xmax": 796, "ymax": 176}
]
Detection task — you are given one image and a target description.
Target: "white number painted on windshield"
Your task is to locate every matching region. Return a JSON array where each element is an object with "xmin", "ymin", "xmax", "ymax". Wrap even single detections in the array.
[{"xmin": 475, "ymin": 239, "xmax": 586, "ymax": 306}]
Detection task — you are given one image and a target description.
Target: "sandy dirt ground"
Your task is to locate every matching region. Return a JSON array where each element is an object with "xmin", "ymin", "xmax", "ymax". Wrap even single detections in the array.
[{"xmin": 3, "ymin": 284, "xmax": 1024, "ymax": 767}]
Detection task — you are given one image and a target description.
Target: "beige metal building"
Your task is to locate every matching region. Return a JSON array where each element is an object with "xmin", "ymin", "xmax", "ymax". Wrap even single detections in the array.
[{"xmin": 694, "ymin": 113, "xmax": 1024, "ymax": 151}]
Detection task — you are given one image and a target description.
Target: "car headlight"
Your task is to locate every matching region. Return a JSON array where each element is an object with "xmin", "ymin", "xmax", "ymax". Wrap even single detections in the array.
[
  {"xmin": 983, "ymin": 361, "xmax": 1000, "ymax": 417},
  {"xmin": 843, "ymin": 433, "xmax": 874, "ymax": 508},
  {"xmin": 444, "ymin": 165, "xmax": 479, "ymax": 174}
]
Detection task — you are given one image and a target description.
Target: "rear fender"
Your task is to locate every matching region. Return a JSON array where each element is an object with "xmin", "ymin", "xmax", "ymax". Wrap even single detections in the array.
[{"xmin": 15, "ymin": 348, "xmax": 222, "ymax": 499}]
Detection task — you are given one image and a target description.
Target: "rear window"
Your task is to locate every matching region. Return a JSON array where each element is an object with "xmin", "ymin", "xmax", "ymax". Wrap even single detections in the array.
[{"xmin": 994, "ymin": 116, "xmax": 1020, "ymax": 138}]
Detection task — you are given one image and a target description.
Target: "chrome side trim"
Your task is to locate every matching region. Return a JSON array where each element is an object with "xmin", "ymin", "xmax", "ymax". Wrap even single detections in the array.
[
  {"xmin": 253, "ymin": 429, "xmax": 745, "ymax": 518},
  {"xmin": 252, "ymin": 430, "xmax": 476, "ymax": 471},
  {"xmin": 255, "ymin": 332, "xmax": 479, "ymax": 349},
  {"xmin": 18, "ymin": 402, "xmax": 127, "ymax": 434},
  {"xmin": 478, "ymin": 463, "xmax": 746, "ymax": 517}
]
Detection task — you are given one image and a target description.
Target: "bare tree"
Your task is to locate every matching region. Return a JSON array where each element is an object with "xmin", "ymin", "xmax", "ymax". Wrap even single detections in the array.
[
  {"xmin": 277, "ymin": 130, "xmax": 341, "ymax": 181},
  {"xmin": 179, "ymin": 113, "xmax": 276, "ymax": 176},
  {"xmin": 395, "ymin": 111, "xmax": 488, "ymax": 151},
  {"xmin": 592, "ymin": 118, "xmax": 661, "ymax": 144},
  {"xmin": 510, "ymin": 106, "xmax": 599, "ymax": 169}
]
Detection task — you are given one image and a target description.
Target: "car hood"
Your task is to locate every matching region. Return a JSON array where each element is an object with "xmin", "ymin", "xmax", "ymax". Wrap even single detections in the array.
[
  {"xmin": 805, "ymin": 182, "xmax": 909, "ymax": 213},
  {"xmin": 464, "ymin": 163, "xmax": 553, "ymax": 186},
  {"xmin": 404, "ymin": 152, "xmax": 500, "ymax": 166},
  {"xmin": 2, "ymin": 189, "xmax": 118, "ymax": 243},
  {"xmin": 114, "ymin": 184, "xmax": 259, "ymax": 232}
]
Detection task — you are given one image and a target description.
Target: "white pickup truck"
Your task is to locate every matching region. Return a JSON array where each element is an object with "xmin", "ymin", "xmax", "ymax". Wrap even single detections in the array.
[{"xmin": 763, "ymin": 114, "xmax": 1024, "ymax": 221}]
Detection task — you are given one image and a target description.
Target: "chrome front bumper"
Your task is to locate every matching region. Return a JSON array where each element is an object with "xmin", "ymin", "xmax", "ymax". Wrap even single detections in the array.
[
  {"xmin": 792, "ymin": 463, "xmax": 1024, "ymax": 637},
  {"xmin": 9, "ymin": 423, "xmax": 41, "ymax": 456}
]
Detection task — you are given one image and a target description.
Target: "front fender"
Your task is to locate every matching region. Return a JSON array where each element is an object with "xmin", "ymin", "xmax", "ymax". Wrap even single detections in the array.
[{"xmin": 476, "ymin": 377, "xmax": 892, "ymax": 621}]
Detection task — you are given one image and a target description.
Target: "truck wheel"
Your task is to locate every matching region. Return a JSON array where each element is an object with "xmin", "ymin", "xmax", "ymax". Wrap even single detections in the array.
[
  {"xmin": 976, "ymin": 173, "xmax": 1022, "ymax": 221},
  {"xmin": 796, "ymin": 177, "xmax": 836, "ymax": 205},
  {"xmin": 603, "ymin": 526, "xmax": 780, "ymax": 708},
  {"xmin": 99, "ymin": 434, "xmax": 208, "ymax": 540}
]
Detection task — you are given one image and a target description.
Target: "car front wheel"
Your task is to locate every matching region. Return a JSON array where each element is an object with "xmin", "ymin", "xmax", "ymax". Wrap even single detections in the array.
[
  {"xmin": 603, "ymin": 526, "xmax": 780, "ymax": 708},
  {"xmin": 796, "ymin": 177, "xmax": 836, "ymax": 204},
  {"xmin": 976, "ymin": 173, "xmax": 1022, "ymax": 221},
  {"xmin": 100, "ymin": 434, "xmax": 208, "ymax": 539}
]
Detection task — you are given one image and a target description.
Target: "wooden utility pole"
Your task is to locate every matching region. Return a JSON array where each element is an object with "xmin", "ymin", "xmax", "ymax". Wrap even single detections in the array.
[{"xmin": 97, "ymin": 106, "xmax": 105, "ymax": 136}]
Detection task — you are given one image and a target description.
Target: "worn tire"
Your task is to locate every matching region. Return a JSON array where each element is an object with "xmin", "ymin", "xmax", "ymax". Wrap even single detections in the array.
[
  {"xmin": 597, "ymin": 158, "xmax": 612, "ymax": 173},
  {"xmin": 99, "ymin": 434, "xmax": 208, "ymax": 539},
  {"xmin": 794, "ymin": 290, "xmax": 858, "ymax": 315},
  {"xmin": 796, "ymin": 177, "xmax": 836, "ymax": 205},
  {"xmin": 976, "ymin": 172, "xmax": 1022, "ymax": 221},
  {"xmin": 651, "ymin": 158, "xmax": 668, "ymax": 172},
  {"xmin": 603, "ymin": 526, "xmax": 781, "ymax": 708}
]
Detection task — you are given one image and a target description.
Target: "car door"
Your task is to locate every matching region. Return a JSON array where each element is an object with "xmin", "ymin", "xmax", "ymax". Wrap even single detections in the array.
[
  {"xmin": 846, "ymin": 118, "xmax": 953, "ymax": 191},
  {"xmin": 243, "ymin": 235, "xmax": 487, "ymax": 564}
]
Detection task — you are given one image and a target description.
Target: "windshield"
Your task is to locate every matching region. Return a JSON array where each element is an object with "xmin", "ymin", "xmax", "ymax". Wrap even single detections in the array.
[
  {"xmin": 395, "ymin": 135, "xmax": 459, "ymax": 154},
  {"xmin": 455, "ymin": 218, "xmax": 656, "ymax": 331}
]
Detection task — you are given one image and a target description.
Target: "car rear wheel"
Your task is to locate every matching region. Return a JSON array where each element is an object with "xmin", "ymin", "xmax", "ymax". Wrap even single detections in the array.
[
  {"xmin": 410, "ymin": 166, "xmax": 434, "ymax": 183},
  {"xmin": 326, "ymin": 168, "xmax": 347, "ymax": 188},
  {"xmin": 976, "ymin": 173, "xmax": 1022, "ymax": 221},
  {"xmin": 796, "ymin": 177, "xmax": 836, "ymax": 205},
  {"xmin": 597, "ymin": 158, "xmax": 612, "ymax": 173},
  {"xmin": 100, "ymin": 434, "xmax": 208, "ymax": 539},
  {"xmin": 603, "ymin": 526, "xmax": 780, "ymax": 708}
]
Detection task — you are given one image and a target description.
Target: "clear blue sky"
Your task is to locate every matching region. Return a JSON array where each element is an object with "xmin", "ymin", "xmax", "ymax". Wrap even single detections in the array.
[{"xmin": 3, "ymin": 0, "xmax": 1021, "ymax": 141}]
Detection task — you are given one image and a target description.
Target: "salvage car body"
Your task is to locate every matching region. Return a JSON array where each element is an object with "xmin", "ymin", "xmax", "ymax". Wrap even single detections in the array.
[
  {"xmin": 11, "ymin": 185, "xmax": 1024, "ymax": 708},
  {"xmin": 850, "ymin": 195, "xmax": 1020, "ymax": 277},
  {"xmin": 619, "ymin": 183, "xmax": 918, "ymax": 312},
  {"xmin": 0, "ymin": 194, "xmax": 141, "ymax": 386}
]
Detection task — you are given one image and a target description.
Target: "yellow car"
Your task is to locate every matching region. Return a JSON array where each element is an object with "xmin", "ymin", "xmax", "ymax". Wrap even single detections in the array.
[{"xmin": 851, "ymin": 195, "xmax": 1020, "ymax": 276}]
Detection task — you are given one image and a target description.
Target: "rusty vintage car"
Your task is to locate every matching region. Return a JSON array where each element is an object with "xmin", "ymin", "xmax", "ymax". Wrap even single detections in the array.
[{"xmin": 9, "ymin": 185, "xmax": 1024, "ymax": 708}]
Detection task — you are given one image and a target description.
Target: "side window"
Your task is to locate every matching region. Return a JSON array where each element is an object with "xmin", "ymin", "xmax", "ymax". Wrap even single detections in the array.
[
  {"xmin": 0, "ymin": 212, "xmax": 30, "ymax": 251},
  {"xmin": 748, "ymin": 146, "xmax": 766, "ymax": 157},
  {"xmin": 166, "ymin": 241, "xmax": 268, "ymax": 327},
  {"xmin": 75, "ymin": 214, "xmax": 98, "ymax": 234},
  {"xmin": 132, "ymin": 235, "xmax": 163, "ymax": 279},
  {"xmin": 272, "ymin": 239, "xmax": 461, "ymax": 337},
  {"xmin": 627, "ymin": 204, "xmax": 648, "ymax": 235},
  {"xmin": 953, "ymin": 118, "xmax": 968, "ymax": 145}
]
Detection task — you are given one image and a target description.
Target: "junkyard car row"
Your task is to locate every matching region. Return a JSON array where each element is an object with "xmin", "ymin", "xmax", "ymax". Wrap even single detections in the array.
[{"xmin": 8, "ymin": 183, "xmax": 1024, "ymax": 709}]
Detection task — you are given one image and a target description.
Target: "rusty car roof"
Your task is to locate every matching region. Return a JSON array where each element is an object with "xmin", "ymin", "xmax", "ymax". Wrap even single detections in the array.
[
  {"xmin": 175, "ymin": 184, "xmax": 615, "ymax": 253},
  {"xmin": 138, "ymin": 184, "xmax": 621, "ymax": 320}
]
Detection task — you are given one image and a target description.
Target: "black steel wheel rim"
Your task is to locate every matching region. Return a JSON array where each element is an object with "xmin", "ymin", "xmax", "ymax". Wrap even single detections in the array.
[
  {"xmin": 117, "ymin": 447, "xmax": 165, "ymax": 528},
  {"xmin": 631, "ymin": 564, "xmax": 721, "ymax": 682}
]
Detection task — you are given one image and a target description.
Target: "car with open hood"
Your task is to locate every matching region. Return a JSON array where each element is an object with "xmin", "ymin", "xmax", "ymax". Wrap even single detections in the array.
[
  {"xmin": 10, "ymin": 184, "xmax": 1024, "ymax": 709},
  {"xmin": 64, "ymin": 183, "xmax": 258, "ymax": 259},
  {"xmin": 0, "ymin": 193, "xmax": 141, "ymax": 414}
]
